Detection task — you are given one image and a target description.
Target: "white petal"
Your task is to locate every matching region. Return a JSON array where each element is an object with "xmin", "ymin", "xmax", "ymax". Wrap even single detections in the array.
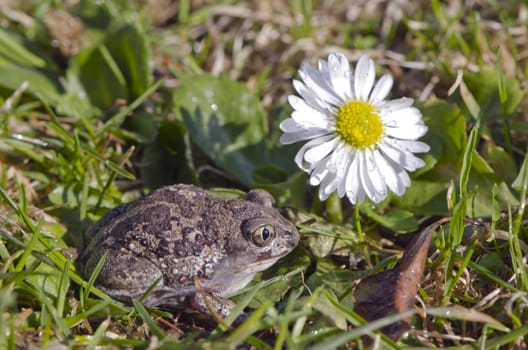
[
  {"xmin": 328, "ymin": 53, "xmax": 352, "ymax": 100},
  {"xmin": 279, "ymin": 118, "xmax": 304, "ymax": 133},
  {"xmin": 385, "ymin": 138, "xmax": 430, "ymax": 153},
  {"xmin": 369, "ymin": 74, "xmax": 393, "ymax": 103},
  {"xmin": 288, "ymin": 95, "xmax": 334, "ymax": 129},
  {"xmin": 372, "ymin": 150, "xmax": 405, "ymax": 195},
  {"xmin": 331, "ymin": 142, "xmax": 352, "ymax": 181},
  {"xmin": 323, "ymin": 142, "xmax": 352, "ymax": 198},
  {"xmin": 294, "ymin": 134, "xmax": 335, "ymax": 170},
  {"xmin": 337, "ymin": 149, "xmax": 354, "ymax": 197},
  {"xmin": 385, "ymin": 122, "xmax": 428, "ymax": 140},
  {"xmin": 279, "ymin": 129, "xmax": 329, "ymax": 144},
  {"xmin": 379, "ymin": 142, "xmax": 426, "ymax": 171},
  {"xmin": 319, "ymin": 172, "xmax": 337, "ymax": 200},
  {"xmin": 293, "ymin": 80, "xmax": 332, "ymax": 112},
  {"xmin": 345, "ymin": 151, "xmax": 365, "ymax": 204},
  {"xmin": 318, "ymin": 59, "xmax": 329, "ymax": 72},
  {"xmin": 299, "ymin": 64, "xmax": 342, "ymax": 106},
  {"xmin": 304, "ymin": 137, "xmax": 339, "ymax": 163},
  {"xmin": 354, "ymin": 54, "xmax": 375, "ymax": 100},
  {"xmin": 380, "ymin": 106, "xmax": 423, "ymax": 127},
  {"xmin": 309, "ymin": 156, "xmax": 332, "ymax": 186},
  {"xmin": 291, "ymin": 111, "xmax": 334, "ymax": 130},
  {"xmin": 377, "ymin": 97, "xmax": 414, "ymax": 112},
  {"xmin": 360, "ymin": 151, "xmax": 388, "ymax": 203},
  {"xmin": 314, "ymin": 157, "xmax": 338, "ymax": 200},
  {"xmin": 397, "ymin": 166, "xmax": 411, "ymax": 187}
]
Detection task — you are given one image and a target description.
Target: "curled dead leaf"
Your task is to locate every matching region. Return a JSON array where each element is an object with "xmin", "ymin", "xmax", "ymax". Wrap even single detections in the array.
[{"xmin": 353, "ymin": 217, "xmax": 451, "ymax": 341}]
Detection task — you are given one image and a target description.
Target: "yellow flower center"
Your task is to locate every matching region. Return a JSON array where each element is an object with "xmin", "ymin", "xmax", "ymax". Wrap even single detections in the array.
[{"xmin": 335, "ymin": 100, "xmax": 383, "ymax": 149}]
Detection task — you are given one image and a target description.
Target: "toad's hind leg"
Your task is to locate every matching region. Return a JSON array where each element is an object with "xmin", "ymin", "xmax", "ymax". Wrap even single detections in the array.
[
  {"xmin": 93, "ymin": 250, "xmax": 164, "ymax": 303},
  {"xmin": 142, "ymin": 286, "xmax": 236, "ymax": 318}
]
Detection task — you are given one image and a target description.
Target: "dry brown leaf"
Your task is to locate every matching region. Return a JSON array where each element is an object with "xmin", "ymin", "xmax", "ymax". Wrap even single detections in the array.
[{"xmin": 353, "ymin": 217, "xmax": 451, "ymax": 341}]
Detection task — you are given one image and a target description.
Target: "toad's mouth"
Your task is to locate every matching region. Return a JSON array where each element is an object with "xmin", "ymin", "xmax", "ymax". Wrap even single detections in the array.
[
  {"xmin": 215, "ymin": 257, "xmax": 283, "ymax": 297},
  {"xmin": 237, "ymin": 256, "xmax": 281, "ymax": 275}
]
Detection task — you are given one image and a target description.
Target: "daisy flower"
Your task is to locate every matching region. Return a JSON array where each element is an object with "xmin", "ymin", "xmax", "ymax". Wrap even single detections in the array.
[{"xmin": 280, "ymin": 53, "xmax": 430, "ymax": 204}]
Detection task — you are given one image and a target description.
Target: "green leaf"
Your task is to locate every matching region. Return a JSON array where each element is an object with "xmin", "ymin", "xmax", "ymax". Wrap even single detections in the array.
[
  {"xmin": 120, "ymin": 110, "xmax": 159, "ymax": 144},
  {"xmin": 512, "ymin": 151, "xmax": 528, "ymax": 191},
  {"xmin": 69, "ymin": 45, "xmax": 128, "ymax": 109},
  {"xmin": 361, "ymin": 206, "xmax": 418, "ymax": 232},
  {"xmin": 0, "ymin": 59, "xmax": 62, "ymax": 104},
  {"xmin": 0, "ymin": 28, "xmax": 46, "ymax": 67},
  {"xmin": 394, "ymin": 180, "xmax": 450, "ymax": 215},
  {"xmin": 466, "ymin": 175, "xmax": 518, "ymax": 217},
  {"xmin": 104, "ymin": 21, "xmax": 152, "ymax": 99},
  {"xmin": 421, "ymin": 100, "xmax": 467, "ymax": 167},
  {"xmin": 312, "ymin": 290, "xmax": 347, "ymax": 330},
  {"xmin": 69, "ymin": 21, "xmax": 152, "ymax": 111},
  {"xmin": 173, "ymin": 74, "xmax": 269, "ymax": 185},
  {"xmin": 139, "ymin": 119, "xmax": 198, "ymax": 190},
  {"xmin": 464, "ymin": 66, "xmax": 522, "ymax": 118},
  {"xmin": 57, "ymin": 69, "xmax": 100, "ymax": 118},
  {"xmin": 482, "ymin": 142, "xmax": 518, "ymax": 184}
]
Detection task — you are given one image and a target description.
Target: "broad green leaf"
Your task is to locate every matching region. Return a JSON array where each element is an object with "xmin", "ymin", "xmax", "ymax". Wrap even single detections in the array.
[
  {"xmin": 73, "ymin": 0, "xmax": 114, "ymax": 30},
  {"xmin": 466, "ymin": 175, "xmax": 518, "ymax": 217},
  {"xmin": 464, "ymin": 66, "xmax": 522, "ymax": 118},
  {"xmin": 120, "ymin": 110, "xmax": 159, "ymax": 144},
  {"xmin": 173, "ymin": 74, "xmax": 268, "ymax": 185},
  {"xmin": 139, "ymin": 119, "xmax": 198, "ymax": 190},
  {"xmin": 104, "ymin": 21, "xmax": 152, "ymax": 99},
  {"xmin": 306, "ymin": 258, "xmax": 363, "ymax": 310},
  {"xmin": 0, "ymin": 28, "xmax": 46, "ymax": 68},
  {"xmin": 312, "ymin": 290, "xmax": 348, "ymax": 330},
  {"xmin": 57, "ymin": 69, "xmax": 100, "ymax": 118},
  {"xmin": 68, "ymin": 21, "xmax": 152, "ymax": 111},
  {"xmin": 0, "ymin": 59, "xmax": 62, "ymax": 104},
  {"xmin": 482, "ymin": 142, "xmax": 518, "ymax": 184},
  {"xmin": 69, "ymin": 45, "xmax": 128, "ymax": 109},
  {"xmin": 394, "ymin": 180, "xmax": 450, "ymax": 215},
  {"xmin": 361, "ymin": 206, "xmax": 418, "ymax": 233},
  {"xmin": 421, "ymin": 100, "xmax": 466, "ymax": 168}
]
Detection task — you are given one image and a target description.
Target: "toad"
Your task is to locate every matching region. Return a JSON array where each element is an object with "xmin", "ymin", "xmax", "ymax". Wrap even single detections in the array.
[{"xmin": 79, "ymin": 184, "xmax": 299, "ymax": 319}]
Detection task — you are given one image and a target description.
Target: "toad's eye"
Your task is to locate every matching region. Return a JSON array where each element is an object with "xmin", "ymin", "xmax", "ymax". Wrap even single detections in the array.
[{"xmin": 250, "ymin": 225, "xmax": 275, "ymax": 247}]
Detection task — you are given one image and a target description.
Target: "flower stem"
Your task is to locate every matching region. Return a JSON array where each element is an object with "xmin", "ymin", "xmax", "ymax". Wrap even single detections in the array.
[
  {"xmin": 326, "ymin": 191, "xmax": 343, "ymax": 223},
  {"xmin": 354, "ymin": 203, "xmax": 364, "ymax": 241}
]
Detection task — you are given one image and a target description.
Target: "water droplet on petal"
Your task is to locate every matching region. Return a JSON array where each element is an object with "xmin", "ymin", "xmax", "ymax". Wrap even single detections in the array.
[
  {"xmin": 344, "ymin": 70, "xmax": 351, "ymax": 78},
  {"xmin": 211, "ymin": 103, "xmax": 218, "ymax": 111}
]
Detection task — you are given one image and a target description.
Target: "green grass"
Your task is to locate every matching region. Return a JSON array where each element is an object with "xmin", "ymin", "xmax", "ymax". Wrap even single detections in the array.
[{"xmin": 1, "ymin": 0, "xmax": 527, "ymax": 348}]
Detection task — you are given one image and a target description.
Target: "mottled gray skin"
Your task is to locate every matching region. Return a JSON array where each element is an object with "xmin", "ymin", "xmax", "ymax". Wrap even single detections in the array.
[{"xmin": 80, "ymin": 184, "xmax": 299, "ymax": 318}]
